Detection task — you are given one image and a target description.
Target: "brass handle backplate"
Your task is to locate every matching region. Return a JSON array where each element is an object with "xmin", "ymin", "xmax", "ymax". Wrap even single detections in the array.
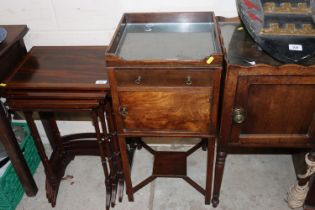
[
  {"xmin": 185, "ymin": 76, "xmax": 192, "ymax": 86},
  {"xmin": 134, "ymin": 76, "xmax": 142, "ymax": 85},
  {"xmin": 232, "ymin": 107, "xmax": 246, "ymax": 124},
  {"xmin": 119, "ymin": 106, "xmax": 128, "ymax": 118}
]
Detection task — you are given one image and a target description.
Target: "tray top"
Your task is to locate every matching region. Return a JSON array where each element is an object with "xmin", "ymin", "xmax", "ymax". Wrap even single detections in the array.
[
  {"xmin": 116, "ymin": 22, "xmax": 218, "ymax": 60},
  {"xmin": 219, "ymin": 20, "xmax": 315, "ymax": 66},
  {"xmin": 106, "ymin": 12, "xmax": 223, "ymax": 66},
  {"xmin": 4, "ymin": 46, "xmax": 109, "ymax": 91}
]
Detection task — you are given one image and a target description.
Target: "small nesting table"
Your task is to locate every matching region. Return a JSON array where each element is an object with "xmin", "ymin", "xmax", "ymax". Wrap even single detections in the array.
[{"xmin": 3, "ymin": 46, "xmax": 119, "ymax": 210}]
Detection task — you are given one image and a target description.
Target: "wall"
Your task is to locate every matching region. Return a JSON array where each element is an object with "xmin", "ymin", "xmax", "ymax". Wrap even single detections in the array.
[{"xmin": 0, "ymin": 0, "xmax": 237, "ymax": 49}]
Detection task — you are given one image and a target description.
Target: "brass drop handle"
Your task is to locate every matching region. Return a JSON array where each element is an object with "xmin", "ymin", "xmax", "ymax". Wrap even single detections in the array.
[
  {"xmin": 135, "ymin": 76, "xmax": 142, "ymax": 85},
  {"xmin": 185, "ymin": 76, "xmax": 192, "ymax": 86},
  {"xmin": 232, "ymin": 107, "xmax": 246, "ymax": 124},
  {"xmin": 119, "ymin": 106, "xmax": 128, "ymax": 118}
]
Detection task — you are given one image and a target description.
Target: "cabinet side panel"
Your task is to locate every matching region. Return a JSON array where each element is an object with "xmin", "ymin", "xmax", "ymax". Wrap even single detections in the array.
[{"xmin": 0, "ymin": 41, "xmax": 27, "ymax": 81}]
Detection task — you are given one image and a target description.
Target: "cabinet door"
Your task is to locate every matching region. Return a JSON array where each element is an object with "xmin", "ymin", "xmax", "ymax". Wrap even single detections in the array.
[
  {"xmin": 117, "ymin": 90, "xmax": 212, "ymax": 134},
  {"xmin": 230, "ymin": 75, "xmax": 315, "ymax": 146}
]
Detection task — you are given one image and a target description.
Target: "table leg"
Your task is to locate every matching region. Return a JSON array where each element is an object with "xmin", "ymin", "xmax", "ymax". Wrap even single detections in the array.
[
  {"xmin": 304, "ymin": 152, "xmax": 315, "ymax": 210},
  {"xmin": 118, "ymin": 135, "xmax": 134, "ymax": 201},
  {"xmin": 205, "ymin": 138, "xmax": 215, "ymax": 204},
  {"xmin": 24, "ymin": 111, "xmax": 68, "ymax": 206},
  {"xmin": 91, "ymin": 109, "xmax": 111, "ymax": 210},
  {"xmin": 212, "ymin": 150, "xmax": 227, "ymax": 207},
  {"xmin": 105, "ymin": 100, "xmax": 125, "ymax": 202},
  {"xmin": 304, "ymin": 170, "xmax": 315, "ymax": 210},
  {"xmin": 0, "ymin": 105, "xmax": 38, "ymax": 196},
  {"xmin": 39, "ymin": 112, "xmax": 57, "ymax": 150},
  {"xmin": 99, "ymin": 105, "xmax": 118, "ymax": 207},
  {"xmin": 288, "ymin": 152, "xmax": 315, "ymax": 209}
]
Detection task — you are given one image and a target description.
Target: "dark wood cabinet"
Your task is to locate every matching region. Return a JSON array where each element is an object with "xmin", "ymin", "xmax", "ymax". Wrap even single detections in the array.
[
  {"xmin": 0, "ymin": 25, "xmax": 38, "ymax": 197},
  {"xmin": 212, "ymin": 17, "xmax": 315, "ymax": 208},
  {"xmin": 106, "ymin": 12, "xmax": 223, "ymax": 204}
]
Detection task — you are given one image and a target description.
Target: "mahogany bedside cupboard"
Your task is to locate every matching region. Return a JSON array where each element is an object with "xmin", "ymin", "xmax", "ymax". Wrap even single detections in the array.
[
  {"xmin": 212, "ymin": 17, "xmax": 315, "ymax": 208},
  {"xmin": 106, "ymin": 12, "xmax": 223, "ymax": 204}
]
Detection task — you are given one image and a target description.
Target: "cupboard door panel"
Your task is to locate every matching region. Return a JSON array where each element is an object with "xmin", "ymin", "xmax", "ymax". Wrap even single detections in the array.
[
  {"xmin": 118, "ymin": 90, "xmax": 211, "ymax": 133},
  {"xmin": 230, "ymin": 76, "xmax": 315, "ymax": 145},
  {"xmin": 243, "ymin": 84, "xmax": 315, "ymax": 134}
]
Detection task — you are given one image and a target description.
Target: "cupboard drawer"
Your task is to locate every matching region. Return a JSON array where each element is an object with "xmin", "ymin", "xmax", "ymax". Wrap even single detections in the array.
[
  {"xmin": 115, "ymin": 69, "xmax": 215, "ymax": 87},
  {"xmin": 118, "ymin": 90, "xmax": 212, "ymax": 133}
]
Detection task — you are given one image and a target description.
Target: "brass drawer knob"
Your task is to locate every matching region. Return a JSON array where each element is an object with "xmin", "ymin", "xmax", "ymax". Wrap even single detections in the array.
[
  {"xmin": 135, "ymin": 76, "xmax": 142, "ymax": 85},
  {"xmin": 232, "ymin": 107, "xmax": 246, "ymax": 124},
  {"xmin": 185, "ymin": 76, "xmax": 192, "ymax": 86},
  {"xmin": 119, "ymin": 106, "xmax": 128, "ymax": 118}
]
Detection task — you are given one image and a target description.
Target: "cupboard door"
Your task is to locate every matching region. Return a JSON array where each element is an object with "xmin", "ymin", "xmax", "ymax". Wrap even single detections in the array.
[
  {"xmin": 117, "ymin": 90, "xmax": 212, "ymax": 134},
  {"xmin": 230, "ymin": 75, "xmax": 315, "ymax": 146}
]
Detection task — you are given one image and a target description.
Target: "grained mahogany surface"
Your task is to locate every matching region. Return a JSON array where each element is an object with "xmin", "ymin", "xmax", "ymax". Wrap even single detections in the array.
[
  {"xmin": 5, "ymin": 46, "xmax": 109, "ymax": 91},
  {"xmin": 119, "ymin": 90, "xmax": 211, "ymax": 133}
]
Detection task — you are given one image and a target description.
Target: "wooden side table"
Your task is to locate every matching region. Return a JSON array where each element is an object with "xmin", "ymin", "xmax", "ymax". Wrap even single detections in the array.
[
  {"xmin": 0, "ymin": 25, "xmax": 38, "ymax": 196},
  {"xmin": 106, "ymin": 12, "xmax": 223, "ymax": 204},
  {"xmin": 4, "ymin": 46, "xmax": 119, "ymax": 210},
  {"xmin": 212, "ymin": 17, "xmax": 315, "ymax": 208}
]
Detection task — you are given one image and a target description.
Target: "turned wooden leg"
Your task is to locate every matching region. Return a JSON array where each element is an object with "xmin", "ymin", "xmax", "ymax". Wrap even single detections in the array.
[
  {"xmin": 117, "ymin": 135, "xmax": 134, "ymax": 201},
  {"xmin": 91, "ymin": 109, "xmax": 111, "ymax": 210},
  {"xmin": 0, "ymin": 106, "xmax": 38, "ymax": 196},
  {"xmin": 105, "ymin": 99, "xmax": 125, "ymax": 202},
  {"xmin": 288, "ymin": 151, "xmax": 315, "ymax": 209},
  {"xmin": 113, "ymin": 134, "xmax": 125, "ymax": 203},
  {"xmin": 205, "ymin": 138, "xmax": 215, "ymax": 204},
  {"xmin": 99, "ymin": 105, "xmax": 118, "ymax": 207},
  {"xmin": 24, "ymin": 112, "xmax": 59, "ymax": 206},
  {"xmin": 212, "ymin": 151, "xmax": 227, "ymax": 208},
  {"xmin": 297, "ymin": 152, "xmax": 315, "ymax": 187},
  {"xmin": 304, "ymin": 162, "xmax": 315, "ymax": 210}
]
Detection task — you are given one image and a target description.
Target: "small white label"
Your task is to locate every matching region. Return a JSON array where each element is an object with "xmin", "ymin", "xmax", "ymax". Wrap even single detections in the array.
[
  {"xmin": 248, "ymin": 61, "xmax": 256, "ymax": 65},
  {"xmin": 95, "ymin": 80, "xmax": 108, "ymax": 85},
  {"xmin": 289, "ymin": 44, "xmax": 303, "ymax": 51}
]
